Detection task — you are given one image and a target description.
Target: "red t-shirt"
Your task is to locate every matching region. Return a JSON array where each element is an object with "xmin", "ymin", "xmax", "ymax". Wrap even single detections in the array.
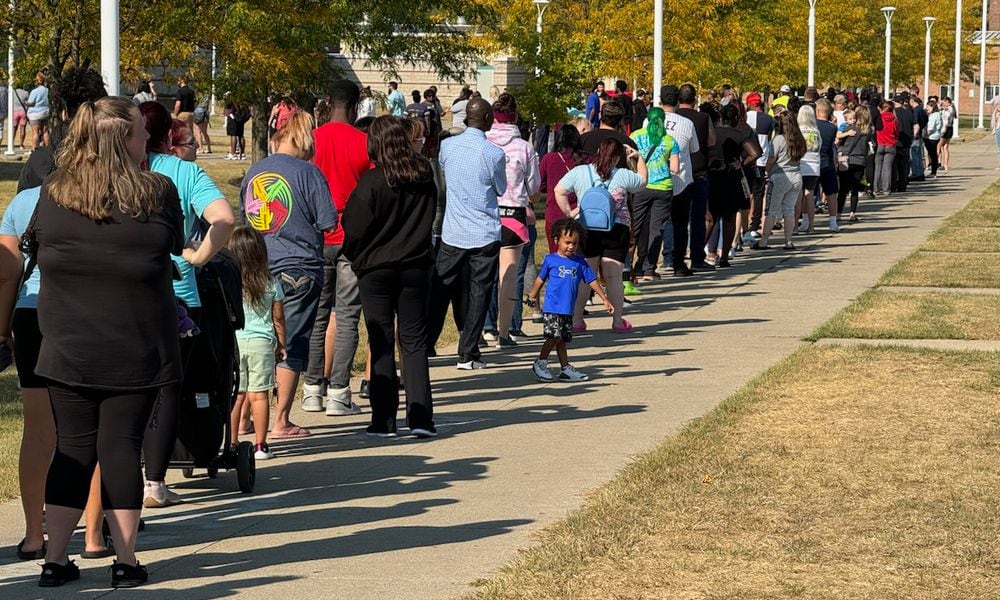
[{"xmin": 312, "ymin": 122, "xmax": 371, "ymax": 245}]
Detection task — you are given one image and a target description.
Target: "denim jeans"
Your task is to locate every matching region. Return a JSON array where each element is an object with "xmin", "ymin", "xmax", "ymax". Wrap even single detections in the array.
[
  {"xmin": 687, "ymin": 177, "xmax": 710, "ymax": 265},
  {"xmin": 910, "ymin": 137, "xmax": 925, "ymax": 177},
  {"xmin": 276, "ymin": 268, "xmax": 322, "ymax": 373},
  {"xmin": 435, "ymin": 241, "xmax": 500, "ymax": 362}
]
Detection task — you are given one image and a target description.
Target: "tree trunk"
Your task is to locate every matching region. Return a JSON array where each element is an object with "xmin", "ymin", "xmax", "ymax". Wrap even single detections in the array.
[{"xmin": 251, "ymin": 100, "xmax": 270, "ymax": 163}]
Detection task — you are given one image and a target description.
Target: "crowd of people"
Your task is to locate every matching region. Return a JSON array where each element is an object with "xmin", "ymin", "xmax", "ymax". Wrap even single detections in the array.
[{"xmin": 0, "ymin": 67, "xmax": 963, "ymax": 589}]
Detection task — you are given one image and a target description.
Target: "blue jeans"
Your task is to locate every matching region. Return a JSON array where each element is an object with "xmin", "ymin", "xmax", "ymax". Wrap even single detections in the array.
[
  {"xmin": 910, "ymin": 137, "xmax": 925, "ymax": 177},
  {"xmin": 687, "ymin": 177, "xmax": 709, "ymax": 265},
  {"xmin": 276, "ymin": 268, "xmax": 322, "ymax": 373},
  {"xmin": 485, "ymin": 225, "xmax": 537, "ymax": 332}
]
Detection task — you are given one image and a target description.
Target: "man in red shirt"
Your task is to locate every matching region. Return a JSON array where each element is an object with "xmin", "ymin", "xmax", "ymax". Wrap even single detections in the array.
[{"xmin": 304, "ymin": 80, "xmax": 370, "ymax": 416}]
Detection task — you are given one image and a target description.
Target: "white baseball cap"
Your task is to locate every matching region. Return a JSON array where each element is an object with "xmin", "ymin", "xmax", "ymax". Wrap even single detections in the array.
[{"xmin": 779, "ymin": 84, "xmax": 792, "ymax": 93}]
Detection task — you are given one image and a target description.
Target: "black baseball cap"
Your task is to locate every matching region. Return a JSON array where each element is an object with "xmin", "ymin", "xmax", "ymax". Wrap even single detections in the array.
[{"xmin": 661, "ymin": 85, "xmax": 679, "ymax": 106}]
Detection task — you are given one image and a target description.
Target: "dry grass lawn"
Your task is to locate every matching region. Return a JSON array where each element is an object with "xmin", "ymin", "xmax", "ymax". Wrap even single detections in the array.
[
  {"xmin": 812, "ymin": 289, "xmax": 1000, "ymax": 340},
  {"xmin": 922, "ymin": 226, "xmax": 1000, "ymax": 253},
  {"xmin": 0, "ymin": 371, "xmax": 26, "ymax": 501},
  {"xmin": 470, "ymin": 346, "xmax": 1000, "ymax": 600},
  {"xmin": 880, "ymin": 251, "xmax": 1000, "ymax": 288}
]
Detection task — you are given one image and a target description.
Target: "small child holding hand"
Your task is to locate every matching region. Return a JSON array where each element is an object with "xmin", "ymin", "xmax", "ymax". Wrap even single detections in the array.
[{"xmin": 527, "ymin": 218, "xmax": 613, "ymax": 382}]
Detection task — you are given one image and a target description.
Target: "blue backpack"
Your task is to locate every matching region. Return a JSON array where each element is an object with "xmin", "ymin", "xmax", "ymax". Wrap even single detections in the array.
[{"xmin": 577, "ymin": 166, "xmax": 615, "ymax": 232}]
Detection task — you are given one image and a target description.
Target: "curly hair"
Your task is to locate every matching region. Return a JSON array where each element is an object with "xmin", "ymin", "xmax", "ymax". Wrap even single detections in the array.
[
  {"xmin": 550, "ymin": 217, "xmax": 585, "ymax": 244},
  {"xmin": 368, "ymin": 116, "xmax": 433, "ymax": 187}
]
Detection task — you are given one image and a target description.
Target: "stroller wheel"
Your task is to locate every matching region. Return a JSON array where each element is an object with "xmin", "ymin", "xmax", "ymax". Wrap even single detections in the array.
[
  {"xmin": 182, "ymin": 468, "xmax": 196, "ymax": 479},
  {"xmin": 235, "ymin": 441, "xmax": 256, "ymax": 494}
]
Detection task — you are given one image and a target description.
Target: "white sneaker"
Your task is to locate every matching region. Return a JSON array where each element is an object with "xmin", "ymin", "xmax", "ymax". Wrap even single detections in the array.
[
  {"xmin": 143, "ymin": 482, "xmax": 182, "ymax": 508},
  {"xmin": 557, "ymin": 364, "xmax": 589, "ymax": 382},
  {"xmin": 326, "ymin": 385, "xmax": 362, "ymax": 416},
  {"xmin": 829, "ymin": 217, "xmax": 840, "ymax": 232},
  {"xmin": 482, "ymin": 330, "xmax": 499, "ymax": 342},
  {"xmin": 254, "ymin": 442, "xmax": 275, "ymax": 460},
  {"xmin": 457, "ymin": 359, "xmax": 486, "ymax": 370},
  {"xmin": 533, "ymin": 358, "xmax": 554, "ymax": 382},
  {"xmin": 225, "ymin": 153, "xmax": 235, "ymax": 160},
  {"xmin": 301, "ymin": 383, "xmax": 325, "ymax": 413}
]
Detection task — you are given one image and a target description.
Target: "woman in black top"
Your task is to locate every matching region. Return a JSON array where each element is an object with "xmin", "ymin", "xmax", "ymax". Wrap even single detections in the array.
[
  {"xmin": 343, "ymin": 116, "xmax": 437, "ymax": 438},
  {"xmin": 33, "ymin": 97, "xmax": 183, "ymax": 588},
  {"xmin": 706, "ymin": 104, "xmax": 759, "ymax": 267}
]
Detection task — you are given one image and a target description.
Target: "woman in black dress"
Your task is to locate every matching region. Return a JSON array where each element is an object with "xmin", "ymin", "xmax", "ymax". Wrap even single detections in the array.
[
  {"xmin": 33, "ymin": 96, "xmax": 183, "ymax": 588},
  {"xmin": 706, "ymin": 103, "xmax": 759, "ymax": 267},
  {"xmin": 342, "ymin": 116, "xmax": 438, "ymax": 438}
]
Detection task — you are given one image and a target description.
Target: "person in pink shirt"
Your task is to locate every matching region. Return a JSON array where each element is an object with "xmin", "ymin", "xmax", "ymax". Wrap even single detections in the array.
[
  {"xmin": 485, "ymin": 93, "xmax": 540, "ymax": 349},
  {"xmin": 540, "ymin": 124, "xmax": 582, "ymax": 253}
]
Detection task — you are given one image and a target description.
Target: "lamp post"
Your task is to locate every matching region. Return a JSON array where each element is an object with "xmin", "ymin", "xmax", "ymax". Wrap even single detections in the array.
[
  {"xmin": 882, "ymin": 6, "xmax": 896, "ymax": 95},
  {"xmin": 924, "ymin": 17, "xmax": 936, "ymax": 100},
  {"xmin": 533, "ymin": 0, "xmax": 549, "ymax": 79},
  {"xmin": 210, "ymin": 44, "xmax": 217, "ymax": 116},
  {"xmin": 100, "ymin": 0, "xmax": 119, "ymax": 95},
  {"xmin": 653, "ymin": 0, "xmax": 663, "ymax": 104},
  {"xmin": 954, "ymin": 0, "xmax": 963, "ymax": 138},
  {"xmin": 978, "ymin": 0, "xmax": 987, "ymax": 128},
  {"xmin": 6, "ymin": 0, "xmax": 15, "ymax": 155},
  {"xmin": 807, "ymin": 0, "xmax": 818, "ymax": 87}
]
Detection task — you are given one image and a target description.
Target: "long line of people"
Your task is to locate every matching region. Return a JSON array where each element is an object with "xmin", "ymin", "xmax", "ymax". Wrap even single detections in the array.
[{"xmin": 2, "ymin": 69, "xmax": 953, "ymax": 589}]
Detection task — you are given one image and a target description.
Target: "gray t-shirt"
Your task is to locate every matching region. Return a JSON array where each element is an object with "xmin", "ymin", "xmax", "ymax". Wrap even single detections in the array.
[
  {"xmin": 239, "ymin": 153, "xmax": 339, "ymax": 282},
  {"xmin": 451, "ymin": 100, "xmax": 469, "ymax": 130},
  {"xmin": 771, "ymin": 134, "xmax": 801, "ymax": 173}
]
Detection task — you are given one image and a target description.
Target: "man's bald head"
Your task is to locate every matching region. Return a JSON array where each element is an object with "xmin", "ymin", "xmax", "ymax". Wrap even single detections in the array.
[{"xmin": 465, "ymin": 97, "xmax": 494, "ymax": 131}]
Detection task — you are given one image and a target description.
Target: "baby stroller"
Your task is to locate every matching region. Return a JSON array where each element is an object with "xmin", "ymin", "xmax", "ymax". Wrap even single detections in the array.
[{"xmin": 170, "ymin": 249, "xmax": 256, "ymax": 493}]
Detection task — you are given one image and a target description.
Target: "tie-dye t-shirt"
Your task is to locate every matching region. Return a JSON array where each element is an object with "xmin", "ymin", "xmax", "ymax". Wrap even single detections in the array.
[{"xmin": 240, "ymin": 153, "xmax": 339, "ymax": 283}]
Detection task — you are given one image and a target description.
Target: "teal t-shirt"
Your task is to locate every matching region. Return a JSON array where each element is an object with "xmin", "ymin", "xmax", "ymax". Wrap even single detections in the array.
[
  {"xmin": 631, "ymin": 128, "xmax": 680, "ymax": 191},
  {"xmin": 237, "ymin": 277, "xmax": 284, "ymax": 342},
  {"xmin": 148, "ymin": 152, "xmax": 224, "ymax": 307},
  {"xmin": 0, "ymin": 187, "xmax": 41, "ymax": 309}
]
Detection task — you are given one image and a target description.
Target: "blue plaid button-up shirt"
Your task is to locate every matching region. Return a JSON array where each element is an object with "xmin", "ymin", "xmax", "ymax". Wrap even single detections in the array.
[{"xmin": 439, "ymin": 127, "xmax": 507, "ymax": 249}]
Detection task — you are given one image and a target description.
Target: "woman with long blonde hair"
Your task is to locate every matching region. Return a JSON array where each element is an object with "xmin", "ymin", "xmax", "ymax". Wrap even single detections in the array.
[
  {"xmin": 30, "ymin": 96, "xmax": 184, "ymax": 588},
  {"xmin": 238, "ymin": 110, "xmax": 340, "ymax": 438}
]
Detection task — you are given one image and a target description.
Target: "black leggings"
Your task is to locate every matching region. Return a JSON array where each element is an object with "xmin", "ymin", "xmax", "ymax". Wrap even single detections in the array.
[
  {"xmin": 925, "ymin": 139, "xmax": 940, "ymax": 176},
  {"xmin": 836, "ymin": 165, "xmax": 865, "ymax": 214},
  {"xmin": 144, "ymin": 313, "xmax": 199, "ymax": 481},
  {"xmin": 46, "ymin": 383, "xmax": 158, "ymax": 510},
  {"xmin": 358, "ymin": 266, "xmax": 434, "ymax": 433}
]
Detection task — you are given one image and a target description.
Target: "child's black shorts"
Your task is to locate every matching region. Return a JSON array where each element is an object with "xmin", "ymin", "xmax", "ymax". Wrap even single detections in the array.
[{"xmin": 543, "ymin": 312, "xmax": 573, "ymax": 342}]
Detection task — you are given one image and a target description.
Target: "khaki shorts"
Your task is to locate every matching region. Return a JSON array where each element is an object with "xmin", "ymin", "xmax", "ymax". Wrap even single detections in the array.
[
  {"xmin": 177, "ymin": 111, "xmax": 195, "ymax": 130},
  {"xmin": 238, "ymin": 337, "xmax": 276, "ymax": 393}
]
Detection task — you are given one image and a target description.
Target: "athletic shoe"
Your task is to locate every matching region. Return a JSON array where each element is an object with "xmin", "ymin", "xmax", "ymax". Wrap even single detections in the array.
[
  {"xmin": 301, "ymin": 383, "xmax": 325, "ymax": 413},
  {"xmin": 673, "ymin": 267, "xmax": 694, "ymax": 277},
  {"xmin": 110, "ymin": 561, "xmax": 148, "ymax": 588},
  {"xmin": 359, "ymin": 379, "xmax": 370, "ymax": 399},
  {"xmin": 39, "ymin": 561, "xmax": 80, "ymax": 587},
  {"xmin": 409, "ymin": 426, "xmax": 438, "ymax": 438},
  {"xmin": 623, "ymin": 281, "xmax": 643, "ymax": 296},
  {"xmin": 557, "ymin": 364, "xmax": 589, "ymax": 382},
  {"xmin": 482, "ymin": 329, "xmax": 499, "ymax": 342},
  {"xmin": 533, "ymin": 358, "xmax": 554, "ymax": 382},
  {"xmin": 326, "ymin": 386, "xmax": 362, "ymax": 416},
  {"xmin": 364, "ymin": 425, "xmax": 397, "ymax": 438},
  {"xmin": 531, "ymin": 313, "xmax": 544, "ymax": 323},
  {"xmin": 254, "ymin": 442, "xmax": 275, "ymax": 460},
  {"xmin": 728, "ymin": 248, "xmax": 736, "ymax": 259},
  {"xmin": 509, "ymin": 329, "xmax": 529, "ymax": 341},
  {"xmin": 457, "ymin": 359, "xmax": 486, "ymax": 370},
  {"xmin": 143, "ymin": 482, "xmax": 182, "ymax": 508},
  {"xmin": 496, "ymin": 336, "xmax": 518, "ymax": 349},
  {"xmin": 691, "ymin": 262, "xmax": 715, "ymax": 271},
  {"xmin": 225, "ymin": 153, "xmax": 235, "ymax": 160},
  {"xmin": 612, "ymin": 318, "xmax": 633, "ymax": 333}
]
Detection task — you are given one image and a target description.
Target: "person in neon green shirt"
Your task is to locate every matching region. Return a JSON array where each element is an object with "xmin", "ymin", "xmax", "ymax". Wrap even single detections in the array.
[{"xmin": 630, "ymin": 107, "xmax": 680, "ymax": 280}]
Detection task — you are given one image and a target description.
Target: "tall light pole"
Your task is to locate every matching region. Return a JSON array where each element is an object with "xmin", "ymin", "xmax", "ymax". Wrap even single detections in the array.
[
  {"xmin": 807, "ymin": 0, "xmax": 818, "ymax": 87},
  {"xmin": 978, "ymin": 0, "xmax": 988, "ymax": 128},
  {"xmin": 210, "ymin": 44, "xmax": 217, "ymax": 116},
  {"xmin": 100, "ymin": 0, "xmax": 119, "ymax": 95},
  {"xmin": 653, "ymin": 0, "xmax": 663, "ymax": 104},
  {"xmin": 883, "ymin": 7, "xmax": 896, "ymax": 95},
  {"xmin": 924, "ymin": 17, "xmax": 936, "ymax": 99},
  {"xmin": 533, "ymin": 0, "xmax": 548, "ymax": 79},
  {"xmin": 954, "ymin": 0, "xmax": 963, "ymax": 139},
  {"xmin": 6, "ymin": 0, "xmax": 15, "ymax": 155}
]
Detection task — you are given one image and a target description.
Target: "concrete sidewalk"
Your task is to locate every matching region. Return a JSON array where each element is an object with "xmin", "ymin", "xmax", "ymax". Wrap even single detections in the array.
[{"xmin": 1, "ymin": 139, "xmax": 996, "ymax": 599}]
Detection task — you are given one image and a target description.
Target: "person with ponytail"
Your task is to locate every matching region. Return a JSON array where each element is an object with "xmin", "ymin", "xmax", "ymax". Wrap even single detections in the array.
[
  {"xmin": 30, "ymin": 96, "xmax": 184, "ymax": 587},
  {"xmin": 630, "ymin": 106, "xmax": 680, "ymax": 281}
]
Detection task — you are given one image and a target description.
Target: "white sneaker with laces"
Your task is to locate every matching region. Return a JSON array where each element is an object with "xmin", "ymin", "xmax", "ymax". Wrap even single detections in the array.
[
  {"xmin": 143, "ymin": 482, "xmax": 182, "ymax": 508},
  {"xmin": 558, "ymin": 364, "xmax": 589, "ymax": 382},
  {"xmin": 301, "ymin": 383, "xmax": 325, "ymax": 412},
  {"xmin": 482, "ymin": 330, "xmax": 499, "ymax": 342},
  {"xmin": 533, "ymin": 358, "xmax": 554, "ymax": 382},
  {"xmin": 326, "ymin": 385, "xmax": 362, "ymax": 416},
  {"xmin": 254, "ymin": 442, "xmax": 275, "ymax": 460},
  {"xmin": 457, "ymin": 359, "xmax": 486, "ymax": 370}
]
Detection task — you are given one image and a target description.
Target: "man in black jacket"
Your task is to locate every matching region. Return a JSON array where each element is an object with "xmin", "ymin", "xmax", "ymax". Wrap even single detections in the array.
[
  {"xmin": 909, "ymin": 95, "xmax": 928, "ymax": 181},
  {"xmin": 892, "ymin": 92, "xmax": 915, "ymax": 193}
]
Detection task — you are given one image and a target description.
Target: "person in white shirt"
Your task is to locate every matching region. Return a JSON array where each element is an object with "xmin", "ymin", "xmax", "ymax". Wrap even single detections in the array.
[{"xmin": 659, "ymin": 85, "xmax": 700, "ymax": 276}]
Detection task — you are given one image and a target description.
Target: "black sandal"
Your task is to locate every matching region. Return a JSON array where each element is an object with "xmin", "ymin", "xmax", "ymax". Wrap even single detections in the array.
[
  {"xmin": 80, "ymin": 535, "xmax": 115, "ymax": 559},
  {"xmin": 17, "ymin": 538, "xmax": 46, "ymax": 560}
]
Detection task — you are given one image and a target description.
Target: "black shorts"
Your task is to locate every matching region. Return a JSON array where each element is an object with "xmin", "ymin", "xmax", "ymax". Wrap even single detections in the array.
[
  {"xmin": 802, "ymin": 175, "xmax": 820, "ymax": 196},
  {"xmin": 12, "ymin": 308, "xmax": 45, "ymax": 389},
  {"xmin": 942, "ymin": 127, "xmax": 954, "ymax": 140},
  {"xmin": 542, "ymin": 312, "xmax": 573, "ymax": 342},
  {"xmin": 583, "ymin": 222, "xmax": 630, "ymax": 263},
  {"xmin": 500, "ymin": 206, "xmax": 529, "ymax": 248},
  {"xmin": 819, "ymin": 166, "xmax": 839, "ymax": 196}
]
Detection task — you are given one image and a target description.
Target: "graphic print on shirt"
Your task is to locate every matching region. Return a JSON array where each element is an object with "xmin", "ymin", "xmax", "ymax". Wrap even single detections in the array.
[
  {"xmin": 244, "ymin": 172, "xmax": 293, "ymax": 233},
  {"xmin": 557, "ymin": 264, "xmax": 578, "ymax": 279}
]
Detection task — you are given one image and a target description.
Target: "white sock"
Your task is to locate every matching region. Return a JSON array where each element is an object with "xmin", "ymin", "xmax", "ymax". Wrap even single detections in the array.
[{"xmin": 829, "ymin": 216, "xmax": 838, "ymax": 228}]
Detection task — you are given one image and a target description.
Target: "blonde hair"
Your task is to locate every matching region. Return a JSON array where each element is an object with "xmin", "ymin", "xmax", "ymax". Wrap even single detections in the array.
[
  {"xmin": 271, "ymin": 110, "xmax": 315, "ymax": 161},
  {"xmin": 49, "ymin": 96, "xmax": 171, "ymax": 220}
]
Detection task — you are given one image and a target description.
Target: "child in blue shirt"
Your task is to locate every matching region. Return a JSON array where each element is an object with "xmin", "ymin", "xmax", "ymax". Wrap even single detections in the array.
[{"xmin": 527, "ymin": 218, "xmax": 613, "ymax": 382}]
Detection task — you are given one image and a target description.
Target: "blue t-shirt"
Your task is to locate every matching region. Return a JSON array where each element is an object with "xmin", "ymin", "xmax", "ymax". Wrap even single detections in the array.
[
  {"xmin": 240, "ymin": 153, "xmax": 338, "ymax": 283},
  {"xmin": 148, "ymin": 152, "xmax": 224, "ymax": 307},
  {"xmin": 0, "ymin": 187, "xmax": 41, "ymax": 309},
  {"xmin": 586, "ymin": 92, "xmax": 601, "ymax": 127},
  {"xmin": 237, "ymin": 277, "xmax": 285, "ymax": 342},
  {"xmin": 539, "ymin": 253, "xmax": 597, "ymax": 315},
  {"xmin": 27, "ymin": 85, "xmax": 48, "ymax": 115}
]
